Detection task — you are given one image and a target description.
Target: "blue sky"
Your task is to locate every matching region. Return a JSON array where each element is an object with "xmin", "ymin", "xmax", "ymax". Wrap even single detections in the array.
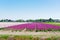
[{"xmin": 0, "ymin": 0, "xmax": 60, "ymax": 20}]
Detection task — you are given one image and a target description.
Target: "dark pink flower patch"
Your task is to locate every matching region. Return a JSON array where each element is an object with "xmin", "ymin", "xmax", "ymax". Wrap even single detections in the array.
[{"xmin": 5, "ymin": 22, "xmax": 60, "ymax": 31}]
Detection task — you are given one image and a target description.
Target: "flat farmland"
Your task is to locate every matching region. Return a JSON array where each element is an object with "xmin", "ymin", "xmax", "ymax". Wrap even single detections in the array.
[{"xmin": 0, "ymin": 22, "xmax": 60, "ymax": 40}]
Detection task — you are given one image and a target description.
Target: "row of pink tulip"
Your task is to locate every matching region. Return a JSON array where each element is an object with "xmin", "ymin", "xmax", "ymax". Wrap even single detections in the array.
[{"xmin": 6, "ymin": 22, "xmax": 60, "ymax": 31}]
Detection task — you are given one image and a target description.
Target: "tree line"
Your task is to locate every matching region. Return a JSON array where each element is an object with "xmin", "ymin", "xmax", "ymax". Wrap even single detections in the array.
[{"xmin": 0, "ymin": 18, "xmax": 60, "ymax": 22}]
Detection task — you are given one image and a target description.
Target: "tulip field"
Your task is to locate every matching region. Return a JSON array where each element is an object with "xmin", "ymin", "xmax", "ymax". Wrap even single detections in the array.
[
  {"xmin": 0, "ymin": 22, "xmax": 60, "ymax": 40},
  {"xmin": 4, "ymin": 22, "xmax": 60, "ymax": 32}
]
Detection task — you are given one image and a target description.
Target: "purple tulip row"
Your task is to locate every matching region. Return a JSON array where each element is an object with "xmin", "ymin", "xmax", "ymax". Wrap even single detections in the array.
[{"xmin": 6, "ymin": 22, "xmax": 60, "ymax": 31}]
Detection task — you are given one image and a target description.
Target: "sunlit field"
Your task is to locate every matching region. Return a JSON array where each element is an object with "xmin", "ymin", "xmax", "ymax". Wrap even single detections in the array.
[
  {"xmin": 0, "ymin": 22, "xmax": 60, "ymax": 40},
  {"xmin": 44, "ymin": 22, "xmax": 60, "ymax": 26}
]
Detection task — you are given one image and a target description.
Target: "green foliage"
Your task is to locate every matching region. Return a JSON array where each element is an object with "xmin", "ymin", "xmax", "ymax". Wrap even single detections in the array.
[
  {"xmin": 46, "ymin": 38, "xmax": 51, "ymax": 40},
  {"xmin": 0, "ymin": 19, "xmax": 14, "ymax": 22},
  {"xmin": 0, "ymin": 18, "xmax": 60, "ymax": 22},
  {"xmin": 0, "ymin": 35, "xmax": 60, "ymax": 40},
  {"xmin": 0, "ymin": 35, "xmax": 9, "ymax": 39},
  {"xmin": 16, "ymin": 19, "xmax": 25, "ymax": 22},
  {"xmin": 47, "ymin": 28, "xmax": 52, "ymax": 31},
  {"xmin": 48, "ymin": 18, "xmax": 54, "ymax": 22},
  {"xmin": 0, "ymin": 28, "xmax": 4, "ymax": 30},
  {"xmin": 26, "ymin": 19, "xmax": 34, "ymax": 22}
]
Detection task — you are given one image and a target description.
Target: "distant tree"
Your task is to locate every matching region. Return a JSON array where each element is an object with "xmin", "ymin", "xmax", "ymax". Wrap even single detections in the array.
[
  {"xmin": 0, "ymin": 19, "xmax": 14, "ymax": 22},
  {"xmin": 39, "ymin": 19, "xmax": 48, "ymax": 22},
  {"xmin": 0, "ymin": 19, "xmax": 6, "ymax": 22},
  {"xmin": 26, "ymin": 19, "xmax": 34, "ymax": 22},
  {"xmin": 54, "ymin": 19, "xmax": 60, "ymax": 22},
  {"xmin": 0, "ymin": 18, "xmax": 60, "ymax": 22},
  {"xmin": 34, "ymin": 19, "xmax": 42, "ymax": 22},
  {"xmin": 0, "ymin": 19, "xmax": 4, "ymax": 22},
  {"xmin": 48, "ymin": 18, "xmax": 54, "ymax": 22},
  {"xmin": 16, "ymin": 19, "xmax": 25, "ymax": 22},
  {"xmin": 7, "ymin": 19, "xmax": 14, "ymax": 22}
]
